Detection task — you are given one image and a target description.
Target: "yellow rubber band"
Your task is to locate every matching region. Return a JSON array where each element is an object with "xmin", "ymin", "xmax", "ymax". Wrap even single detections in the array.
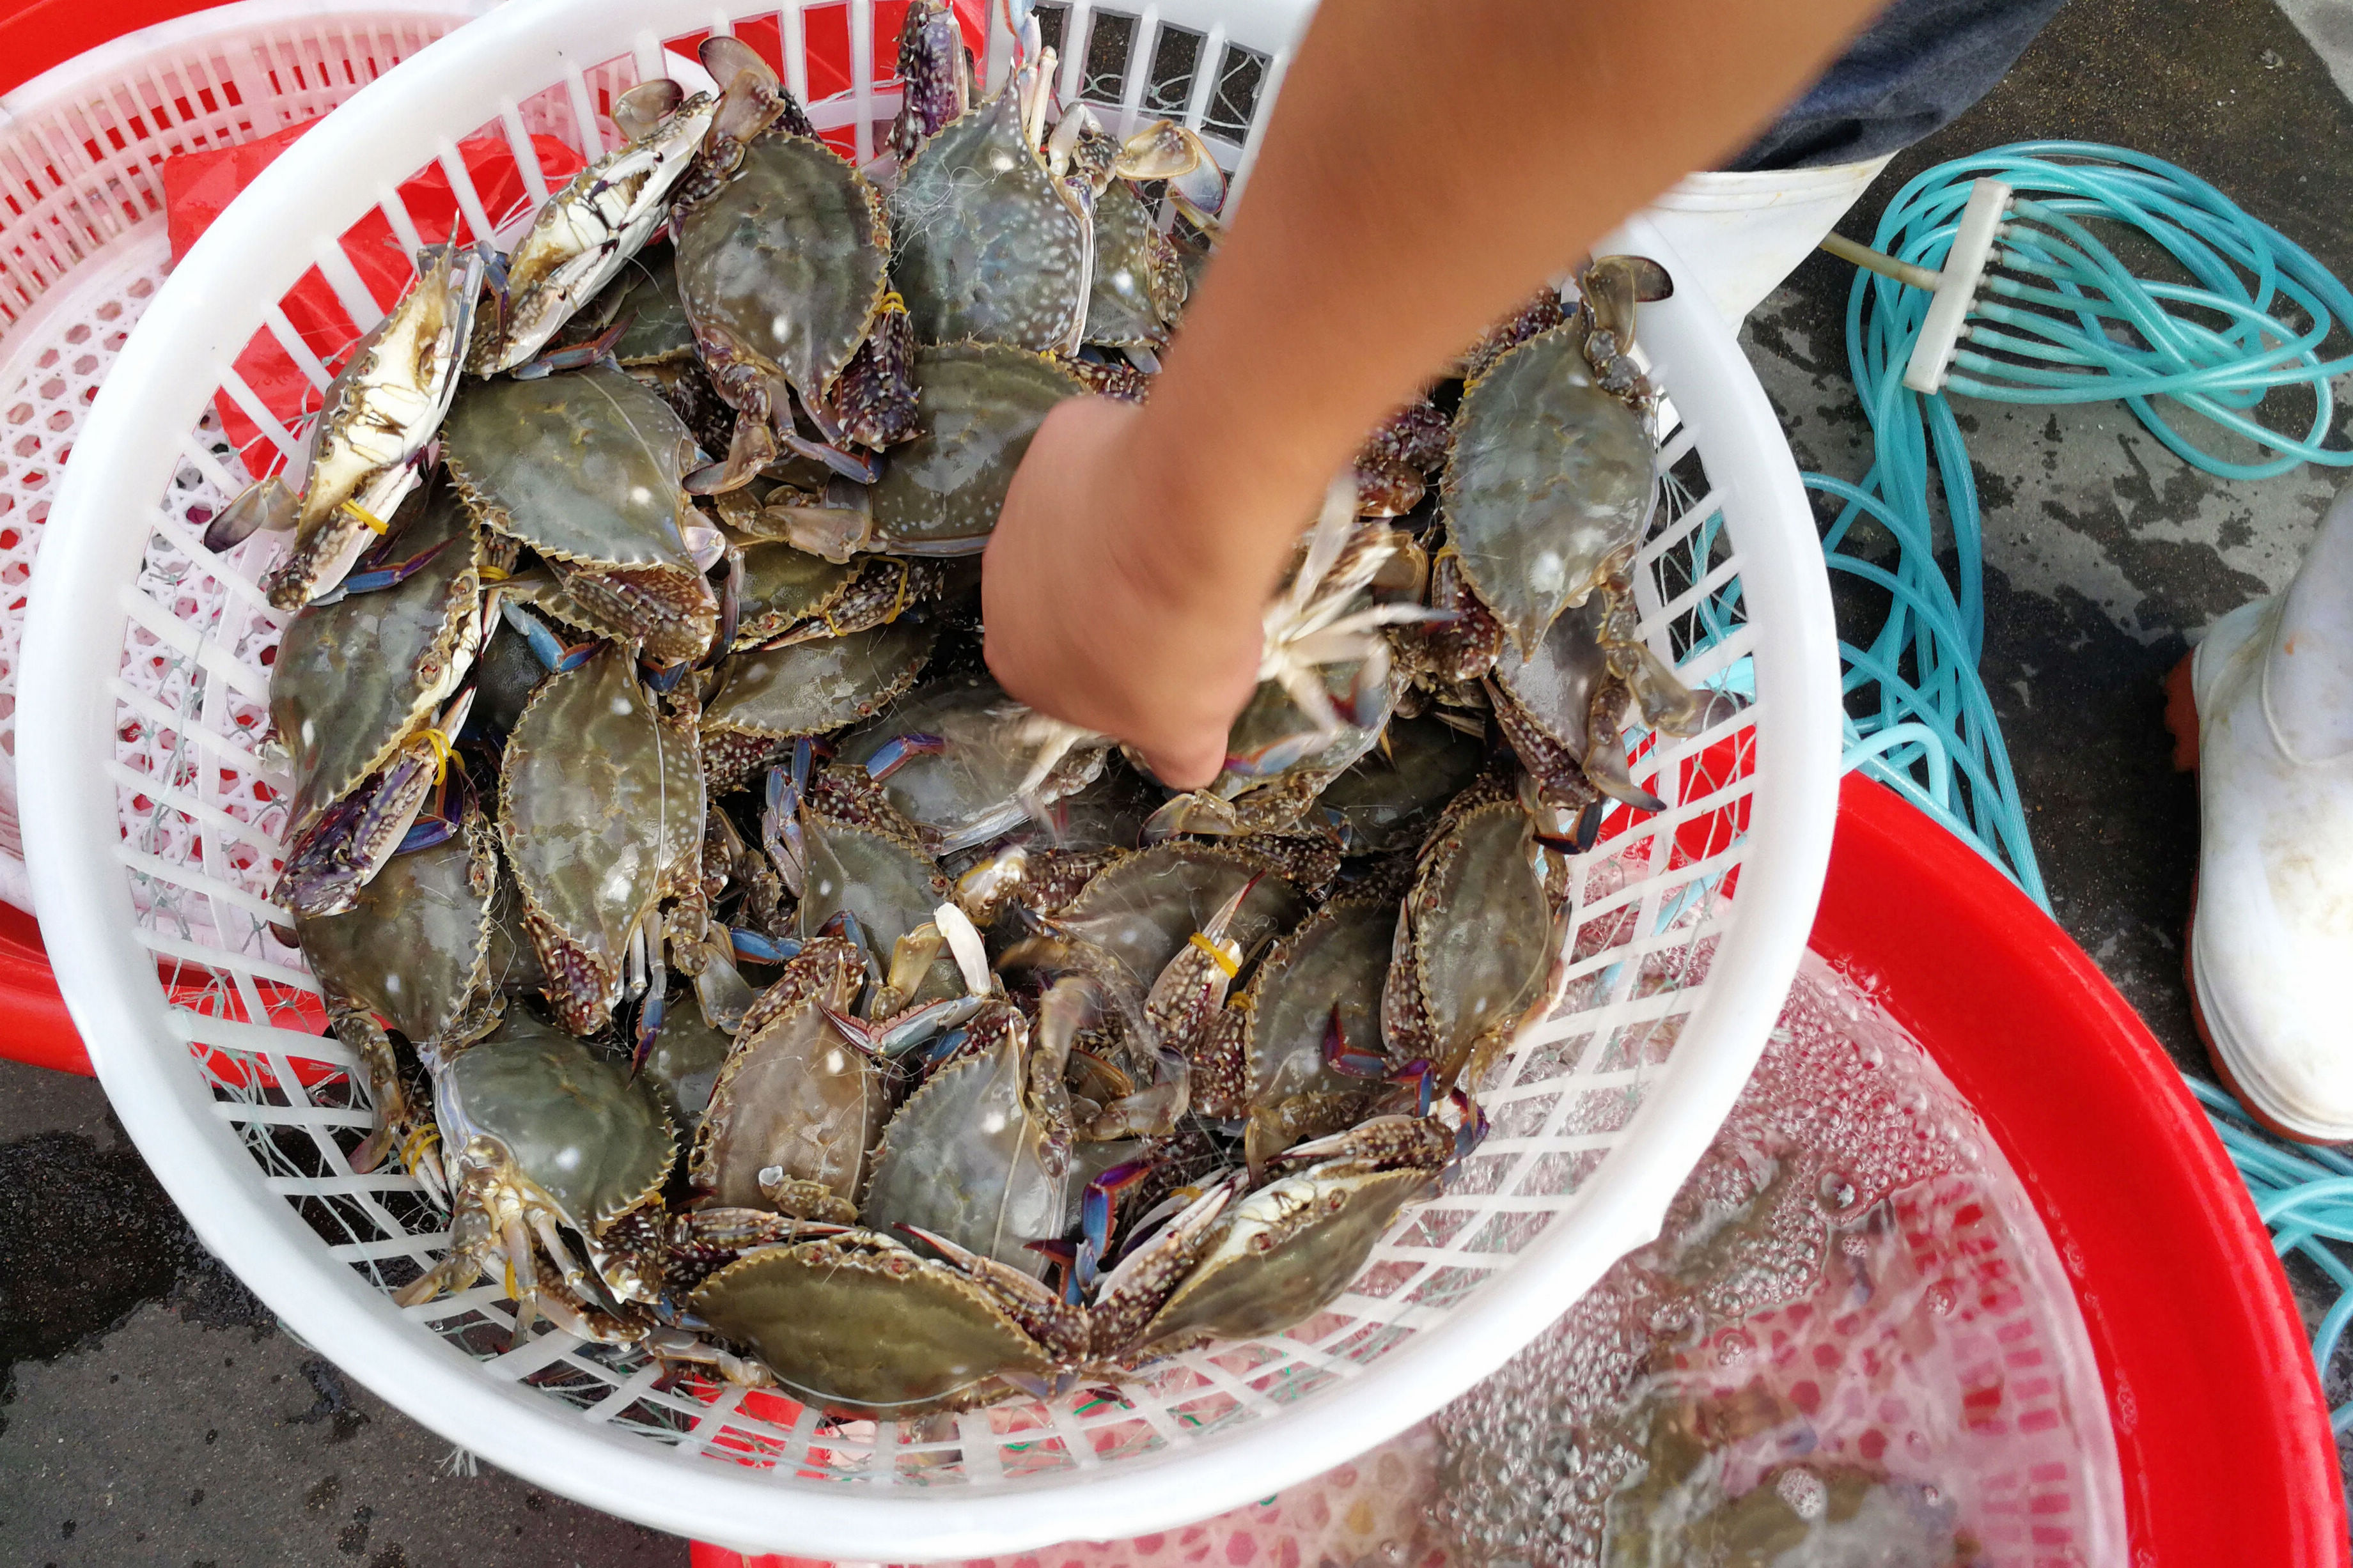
[
  {"xmin": 419, "ymin": 726, "xmax": 454, "ymax": 782},
  {"xmin": 879, "ymin": 288, "xmax": 906, "ymax": 314},
  {"xmin": 1189, "ymin": 931, "xmax": 1239, "ymax": 979},
  {"xmin": 340, "ymin": 498, "xmax": 390, "ymax": 535}
]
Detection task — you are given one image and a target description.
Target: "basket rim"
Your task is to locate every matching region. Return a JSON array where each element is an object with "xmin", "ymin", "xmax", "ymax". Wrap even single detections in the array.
[{"xmin": 17, "ymin": 0, "xmax": 1841, "ymax": 1554}]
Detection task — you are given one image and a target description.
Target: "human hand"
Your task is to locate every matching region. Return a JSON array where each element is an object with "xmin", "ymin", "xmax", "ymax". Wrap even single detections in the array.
[{"xmin": 983, "ymin": 396, "xmax": 1268, "ymax": 789}]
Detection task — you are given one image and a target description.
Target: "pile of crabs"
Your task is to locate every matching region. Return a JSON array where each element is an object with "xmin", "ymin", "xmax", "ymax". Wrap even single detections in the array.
[{"xmin": 224, "ymin": 6, "xmax": 1731, "ymax": 1420}]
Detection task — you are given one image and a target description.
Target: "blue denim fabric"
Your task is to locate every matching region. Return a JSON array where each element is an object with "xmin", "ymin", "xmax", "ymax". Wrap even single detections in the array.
[{"xmin": 1731, "ymin": 0, "xmax": 2069, "ymax": 169}]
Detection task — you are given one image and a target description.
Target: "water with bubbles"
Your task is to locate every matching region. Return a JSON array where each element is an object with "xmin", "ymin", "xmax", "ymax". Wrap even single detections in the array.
[{"xmin": 1426, "ymin": 950, "xmax": 2126, "ymax": 1567}]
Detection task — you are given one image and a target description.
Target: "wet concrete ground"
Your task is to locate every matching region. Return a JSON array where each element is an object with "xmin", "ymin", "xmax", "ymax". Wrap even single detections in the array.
[{"xmin": 1, "ymin": 0, "xmax": 2350, "ymax": 1561}]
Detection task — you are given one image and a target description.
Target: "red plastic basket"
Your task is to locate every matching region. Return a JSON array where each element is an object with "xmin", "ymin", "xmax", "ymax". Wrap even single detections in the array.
[{"xmin": 696, "ymin": 774, "xmax": 2348, "ymax": 1567}]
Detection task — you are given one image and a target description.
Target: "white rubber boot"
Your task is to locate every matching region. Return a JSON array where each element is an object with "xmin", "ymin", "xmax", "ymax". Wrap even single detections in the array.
[
  {"xmin": 2182, "ymin": 483, "xmax": 2353, "ymax": 1143},
  {"xmin": 1638, "ymin": 155, "xmax": 1895, "ymax": 327}
]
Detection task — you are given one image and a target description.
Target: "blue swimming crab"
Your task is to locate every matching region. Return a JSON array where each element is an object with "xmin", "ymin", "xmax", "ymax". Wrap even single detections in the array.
[
  {"xmin": 497, "ymin": 645, "xmax": 704, "ymax": 1035},
  {"xmin": 688, "ymin": 936, "xmax": 891, "ymax": 1222},
  {"xmin": 469, "ymin": 82, "xmax": 717, "ymax": 373},
  {"xmin": 698, "ymin": 617, "xmax": 934, "ymax": 792},
  {"xmin": 905, "ymin": 1112, "xmax": 1456, "ymax": 1383},
  {"xmin": 441, "ymin": 364, "xmax": 719, "ymax": 665},
  {"xmin": 269, "ymin": 476, "xmax": 496, "ymax": 917},
  {"xmin": 235, "ymin": 244, "xmax": 487, "ymax": 611},
  {"xmin": 393, "ymin": 1009, "xmax": 675, "ymax": 1344},
  {"xmin": 838, "ymin": 672, "xmax": 1113, "ymax": 855},
  {"xmin": 887, "ymin": 27, "xmax": 1215, "ymax": 355},
  {"xmin": 1430, "ymin": 260, "xmax": 1676, "ymax": 681},
  {"xmin": 671, "ymin": 39, "xmax": 916, "ymax": 493},
  {"xmin": 1381, "ymin": 779, "xmax": 1566, "ymax": 1093},
  {"xmin": 1143, "ymin": 486, "xmax": 1438, "ymax": 837},
  {"xmin": 300, "ymin": 793, "xmax": 506, "ymax": 1206}
]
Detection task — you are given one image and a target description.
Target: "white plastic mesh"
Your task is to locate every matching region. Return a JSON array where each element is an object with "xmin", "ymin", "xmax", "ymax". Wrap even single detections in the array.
[
  {"xmin": 0, "ymin": 4, "xmax": 477, "ymax": 911},
  {"xmin": 73, "ymin": 0, "xmax": 1786, "ymax": 1510}
]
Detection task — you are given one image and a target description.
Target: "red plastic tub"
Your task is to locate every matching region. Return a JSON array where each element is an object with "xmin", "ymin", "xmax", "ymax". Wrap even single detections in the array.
[{"xmin": 697, "ymin": 774, "xmax": 2347, "ymax": 1568}]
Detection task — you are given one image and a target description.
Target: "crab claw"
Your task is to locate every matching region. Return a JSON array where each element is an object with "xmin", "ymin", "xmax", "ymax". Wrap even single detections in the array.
[
  {"xmin": 763, "ymin": 476, "xmax": 875, "ymax": 563},
  {"xmin": 1581, "ymin": 734, "xmax": 1667, "ymax": 814},
  {"xmin": 864, "ymin": 731, "xmax": 947, "ymax": 782},
  {"xmin": 1534, "ymin": 797, "xmax": 1609, "ymax": 858},
  {"xmin": 613, "ymin": 77, "xmax": 686, "ymax": 143},
  {"xmin": 630, "ymin": 982, "xmax": 668, "ymax": 1071},
  {"xmin": 760, "ymin": 760, "xmax": 809, "ymax": 895},
  {"xmin": 727, "ymin": 926, "xmax": 802, "ymax": 965},
  {"xmin": 702, "ymin": 541, "xmax": 745, "ymax": 667},
  {"xmin": 691, "ymin": 937, "xmax": 758, "ymax": 1033},
  {"xmin": 319, "ymin": 535, "xmax": 453, "ymax": 602},
  {"xmin": 933, "ymin": 901, "xmax": 993, "ymax": 998},
  {"xmin": 1141, "ymin": 791, "xmax": 1246, "ymax": 841},
  {"xmin": 514, "ymin": 314, "xmax": 632, "ymax": 379},
  {"xmin": 1386, "ymin": 1059, "xmax": 1437, "ymax": 1119},
  {"xmin": 685, "ymin": 414, "xmax": 777, "ymax": 495},
  {"xmin": 1025, "ymin": 1238, "xmax": 1085, "ymax": 1304},
  {"xmin": 1320, "ymin": 1004, "xmax": 1389, "ymax": 1080},
  {"xmin": 868, "ymin": 993, "xmax": 994, "ymax": 1058},
  {"xmin": 1079, "ymin": 1159, "xmax": 1155, "ymax": 1277},
  {"xmin": 499, "ymin": 600, "xmax": 600, "ymax": 674},
  {"xmin": 204, "ymin": 475, "xmax": 298, "ymax": 553},
  {"xmin": 817, "ymin": 907, "xmax": 875, "ymax": 972}
]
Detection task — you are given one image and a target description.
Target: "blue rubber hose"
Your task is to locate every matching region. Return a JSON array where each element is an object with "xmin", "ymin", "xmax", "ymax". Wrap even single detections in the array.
[{"xmin": 1809, "ymin": 140, "xmax": 2353, "ymax": 1432}]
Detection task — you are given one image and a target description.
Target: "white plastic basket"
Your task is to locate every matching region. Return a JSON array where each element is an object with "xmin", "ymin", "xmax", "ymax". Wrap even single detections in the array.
[
  {"xmin": 19, "ymin": 0, "xmax": 1840, "ymax": 1556},
  {"xmin": 0, "ymin": 0, "xmax": 498, "ymax": 913}
]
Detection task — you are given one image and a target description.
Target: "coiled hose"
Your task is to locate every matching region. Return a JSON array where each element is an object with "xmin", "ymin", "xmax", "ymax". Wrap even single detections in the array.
[{"xmin": 1810, "ymin": 141, "xmax": 2353, "ymax": 1431}]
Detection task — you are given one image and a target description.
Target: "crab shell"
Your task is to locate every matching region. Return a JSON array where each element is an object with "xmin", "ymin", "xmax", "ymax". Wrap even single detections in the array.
[
  {"xmin": 1442, "ymin": 320, "xmax": 1655, "ymax": 660},
  {"xmin": 700, "ymin": 618, "xmax": 935, "ymax": 792},
  {"xmin": 837, "ymin": 672, "xmax": 1110, "ymax": 855},
  {"xmin": 1057, "ymin": 841, "xmax": 1306, "ymax": 997},
  {"xmin": 499, "ymin": 647, "xmax": 699, "ymax": 1034},
  {"xmin": 689, "ymin": 1230, "xmax": 1052, "ymax": 1418},
  {"xmin": 636, "ymin": 989, "xmax": 736, "ymax": 1138},
  {"xmin": 442, "ymin": 364, "xmax": 717, "ymax": 665},
  {"xmin": 1214, "ymin": 896, "xmax": 1397, "ymax": 1126},
  {"xmin": 1083, "ymin": 179, "xmax": 1187, "ymax": 348},
  {"xmin": 1382, "ymin": 790, "xmax": 1556, "ymax": 1091},
  {"xmin": 434, "ymin": 1010, "xmax": 677, "ymax": 1296},
  {"xmin": 1130, "ymin": 1163, "xmax": 1437, "ymax": 1357},
  {"xmin": 473, "ymin": 94, "xmax": 717, "ymax": 373},
  {"xmin": 863, "ymin": 342, "xmax": 1083, "ymax": 556},
  {"xmin": 1491, "ymin": 559, "xmax": 1721, "ymax": 812},
  {"xmin": 889, "ymin": 84, "xmax": 1088, "ymax": 352},
  {"xmin": 690, "ymin": 939, "xmax": 887, "ymax": 1211},
  {"xmin": 270, "ymin": 476, "xmax": 481, "ymax": 836},
  {"xmin": 295, "ymin": 806, "xmax": 501, "ymax": 1060},
  {"xmin": 675, "ymin": 130, "xmax": 893, "ymax": 431},
  {"xmin": 861, "ymin": 1002, "xmax": 1067, "ymax": 1277},
  {"xmin": 1315, "ymin": 711, "xmax": 1490, "ymax": 856},
  {"xmin": 731, "ymin": 545, "xmax": 930, "ymax": 649},
  {"xmin": 262, "ymin": 245, "xmax": 483, "ymax": 612}
]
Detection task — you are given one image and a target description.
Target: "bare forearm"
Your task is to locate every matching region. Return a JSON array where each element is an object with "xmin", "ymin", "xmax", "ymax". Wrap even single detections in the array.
[{"xmin": 1128, "ymin": 0, "xmax": 1883, "ymax": 596}]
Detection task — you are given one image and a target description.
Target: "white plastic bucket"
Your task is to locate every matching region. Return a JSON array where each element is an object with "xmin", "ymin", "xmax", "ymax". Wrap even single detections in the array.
[
  {"xmin": 1648, "ymin": 156, "xmax": 1896, "ymax": 325},
  {"xmin": 18, "ymin": 0, "xmax": 1841, "ymax": 1556}
]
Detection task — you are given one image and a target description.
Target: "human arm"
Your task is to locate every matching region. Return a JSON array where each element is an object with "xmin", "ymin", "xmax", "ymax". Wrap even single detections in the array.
[{"xmin": 983, "ymin": 0, "xmax": 1886, "ymax": 787}]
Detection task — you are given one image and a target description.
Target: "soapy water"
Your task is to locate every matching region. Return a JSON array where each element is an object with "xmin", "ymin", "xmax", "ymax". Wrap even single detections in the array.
[{"xmin": 949, "ymin": 951, "xmax": 2124, "ymax": 1568}]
